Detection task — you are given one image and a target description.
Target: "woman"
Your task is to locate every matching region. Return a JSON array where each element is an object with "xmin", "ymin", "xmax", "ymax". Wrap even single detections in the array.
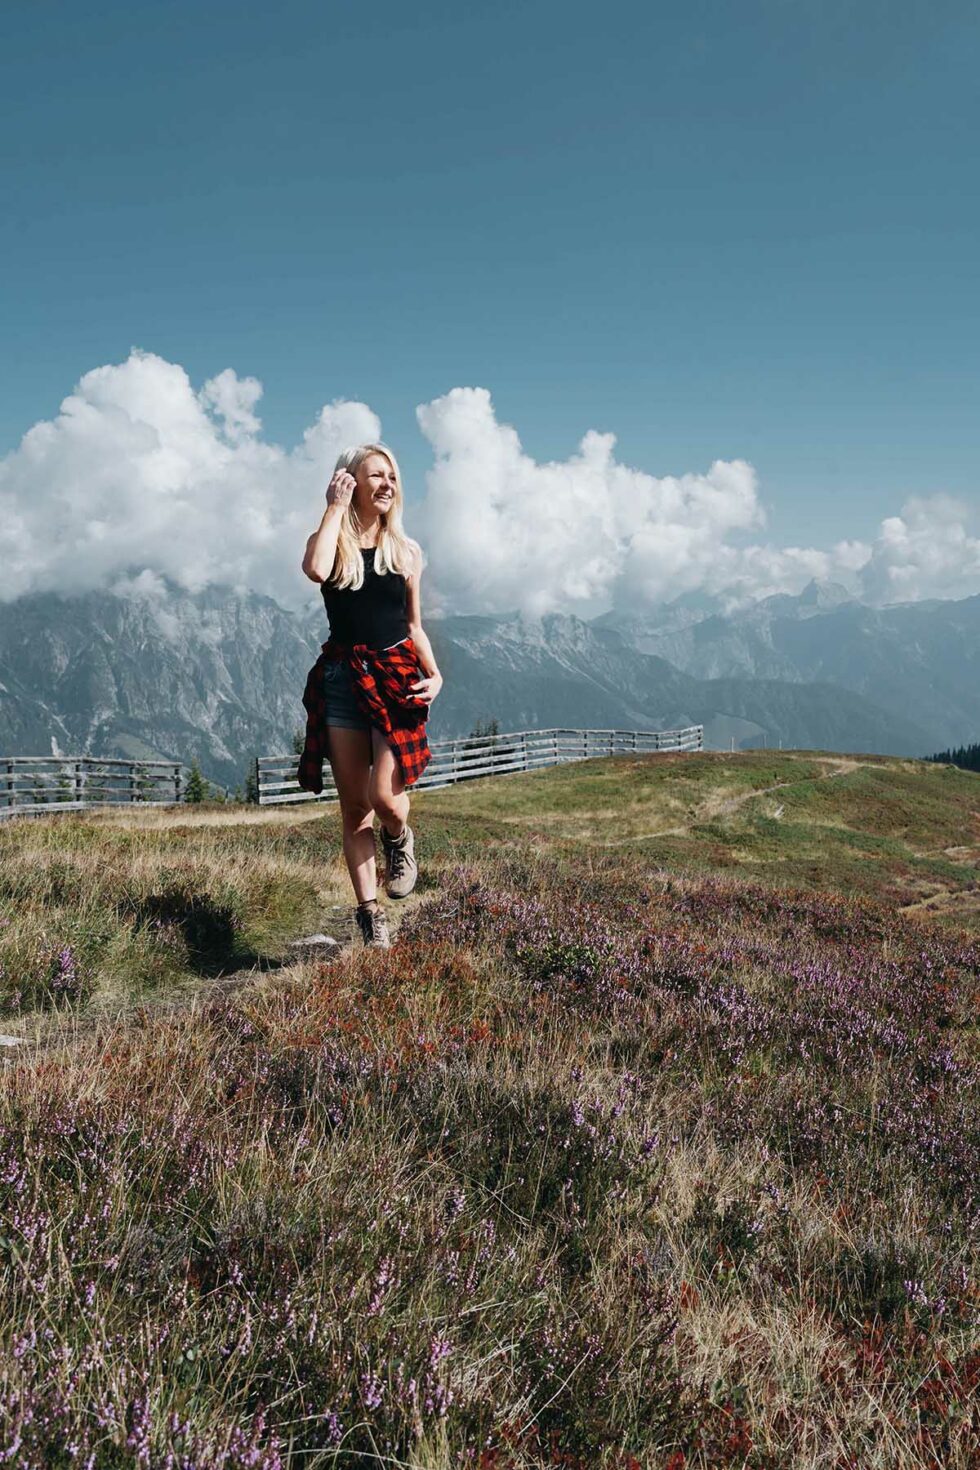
[{"xmin": 297, "ymin": 443, "xmax": 443, "ymax": 949}]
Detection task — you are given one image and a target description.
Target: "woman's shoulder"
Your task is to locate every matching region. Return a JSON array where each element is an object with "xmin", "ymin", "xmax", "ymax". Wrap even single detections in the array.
[{"xmin": 403, "ymin": 537, "xmax": 424, "ymax": 576}]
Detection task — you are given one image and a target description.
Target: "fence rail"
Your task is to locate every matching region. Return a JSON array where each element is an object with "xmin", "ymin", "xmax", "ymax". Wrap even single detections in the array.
[
  {"xmin": 0, "ymin": 756, "xmax": 182, "ymax": 817},
  {"xmin": 257, "ymin": 724, "xmax": 704, "ymax": 806}
]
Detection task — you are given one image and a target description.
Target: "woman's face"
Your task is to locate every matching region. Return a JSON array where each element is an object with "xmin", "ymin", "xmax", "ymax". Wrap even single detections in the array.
[{"xmin": 353, "ymin": 453, "xmax": 398, "ymax": 520}]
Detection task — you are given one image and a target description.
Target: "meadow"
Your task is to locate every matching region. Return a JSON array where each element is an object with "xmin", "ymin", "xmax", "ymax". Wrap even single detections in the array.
[{"xmin": 0, "ymin": 750, "xmax": 977, "ymax": 1468}]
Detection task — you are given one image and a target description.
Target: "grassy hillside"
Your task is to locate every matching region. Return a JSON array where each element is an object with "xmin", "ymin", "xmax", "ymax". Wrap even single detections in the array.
[{"xmin": 0, "ymin": 751, "xmax": 977, "ymax": 1467}]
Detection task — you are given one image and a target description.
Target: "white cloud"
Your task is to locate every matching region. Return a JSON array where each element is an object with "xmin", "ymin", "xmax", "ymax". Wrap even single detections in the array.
[
  {"xmin": 198, "ymin": 368, "xmax": 263, "ymax": 443},
  {"xmin": 416, "ymin": 385, "xmax": 875, "ymax": 615},
  {"xmin": 0, "ymin": 348, "xmax": 378, "ymax": 608},
  {"xmin": 858, "ymin": 494, "xmax": 980, "ymax": 604},
  {"xmin": 1, "ymin": 353, "xmax": 977, "ymax": 619}
]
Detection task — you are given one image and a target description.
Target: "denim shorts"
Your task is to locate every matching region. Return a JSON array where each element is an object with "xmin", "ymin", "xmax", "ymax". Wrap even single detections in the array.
[{"xmin": 323, "ymin": 637, "xmax": 409, "ymax": 731}]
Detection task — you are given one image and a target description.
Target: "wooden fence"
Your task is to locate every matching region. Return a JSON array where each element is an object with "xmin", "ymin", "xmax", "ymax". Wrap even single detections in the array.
[
  {"xmin": 257, "ymin": 724, "xmax": 704, "ymax": 807},
  {"xmin": 0, "ymin": 756, "xmax": 182, "ymax": 818},
  {"xmin": 0, "ymin": 725, "xmax": 705, "ymax": 817}
]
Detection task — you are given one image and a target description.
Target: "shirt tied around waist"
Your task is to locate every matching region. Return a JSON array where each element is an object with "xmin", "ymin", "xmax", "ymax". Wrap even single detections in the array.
[{"xmin": 296, "ymin": 633, "xmax": 432, "ymax": 792}]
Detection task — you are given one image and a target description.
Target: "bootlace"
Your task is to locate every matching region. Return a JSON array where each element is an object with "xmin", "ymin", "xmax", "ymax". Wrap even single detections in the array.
[
  {"xmin": 369, "ymin": 908, "xmax": 388, "ymax": 941},
  {"xmin": 388, "ymin": 845, "xmax": 407, "ymax": 879},
  {"xmin": 357, "ymin": 903, "xmax": 384, "ymax": 938}
]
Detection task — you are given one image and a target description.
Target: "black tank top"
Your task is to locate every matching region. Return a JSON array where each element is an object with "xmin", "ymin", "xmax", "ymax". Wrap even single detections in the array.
[{"xmin": 321, "ymin": 547, "xmax": 409, "ymax": 649}]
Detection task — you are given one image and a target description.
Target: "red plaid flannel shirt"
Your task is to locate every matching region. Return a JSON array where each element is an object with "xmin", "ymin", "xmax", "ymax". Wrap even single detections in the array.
[{"xmin": 296, "ymin": 634, "xmax": 433, "ymax": 792}]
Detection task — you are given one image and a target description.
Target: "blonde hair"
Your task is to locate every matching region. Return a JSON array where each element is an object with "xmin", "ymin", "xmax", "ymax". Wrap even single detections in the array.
[{"xmin": 326, "ymin": 442, "xmax": 420, "ymax": 590}]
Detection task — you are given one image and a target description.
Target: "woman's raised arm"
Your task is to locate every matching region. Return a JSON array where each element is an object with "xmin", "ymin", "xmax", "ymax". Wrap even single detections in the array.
[{"xmin": 301, "ymin": 468, "xmax": 356, "ymax": 582}]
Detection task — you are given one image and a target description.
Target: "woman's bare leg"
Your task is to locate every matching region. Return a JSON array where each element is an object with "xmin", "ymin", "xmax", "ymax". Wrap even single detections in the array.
[
  {"xmin": 368, "ymin": 726, "xmax": 409, "ymax": 837},
  {"xmin": 325, "ymin": 725, "xmax": 378, "ymax": 903}
]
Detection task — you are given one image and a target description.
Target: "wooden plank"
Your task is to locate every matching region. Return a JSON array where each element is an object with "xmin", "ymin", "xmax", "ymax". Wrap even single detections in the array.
[
  {"xmin": 1, "ymin": 787, "xmax": 175, "ymax": 799},
  {"xmin": 258, "ymin": 789, "xmax": 335, "ymax": 806},
  {"xmin": 0, "ymin": 799, "xmax": 179, "ymax": 819},
  {"xmin": 256, "ymin": 741, "xmax": 571, "ymax": 777},
  {"xmin": 0, "ymin": 755, "xmax": 180, "ymax": 769}
]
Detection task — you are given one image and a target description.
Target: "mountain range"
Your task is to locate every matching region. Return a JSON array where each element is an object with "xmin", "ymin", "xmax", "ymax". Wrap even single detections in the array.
[
  {"xmin": 0, "ymin": 578, "xmax": 975, "ymax": 788},
  {"xmin": 594, "ymin": 580, "xmax": 980, "ymax": 754}
]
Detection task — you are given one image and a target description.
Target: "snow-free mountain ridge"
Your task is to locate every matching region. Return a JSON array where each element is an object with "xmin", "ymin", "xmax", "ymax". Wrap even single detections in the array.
[{"xmin": 0, "ymin": 578, "xmax": 972, "ymax": 787}]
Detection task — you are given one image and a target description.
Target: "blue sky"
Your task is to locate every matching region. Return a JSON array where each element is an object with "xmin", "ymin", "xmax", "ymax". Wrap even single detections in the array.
[{"xmin": 2, "ymin": 0, "xmax": 978, "ymax": 585}]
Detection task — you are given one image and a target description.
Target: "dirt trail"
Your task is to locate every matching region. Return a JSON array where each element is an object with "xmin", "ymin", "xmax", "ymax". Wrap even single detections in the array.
[
  {"xmin": 0, "ymin": 911, "xmax": 381, "ymax": 1067},
  {"xmin": 596, "ymin": 756, "xmax": 871, "ymax": 848},
  {"xmin": 897, "ymin": 887, "xmax": 980, "ymax": 919},
  {"xmin": 0, "ymin": 887, "xmax": 439, "ymax": 1067}
]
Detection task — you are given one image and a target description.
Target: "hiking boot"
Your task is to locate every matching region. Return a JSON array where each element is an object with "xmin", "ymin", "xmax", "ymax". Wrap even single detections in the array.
[
  {"xmin": 354, "ymin": 899, "xmax": 390, "ymax": 949},
  {"xmin": 380, "ymin": 822, "xmax": 418, "ymax": 899}
]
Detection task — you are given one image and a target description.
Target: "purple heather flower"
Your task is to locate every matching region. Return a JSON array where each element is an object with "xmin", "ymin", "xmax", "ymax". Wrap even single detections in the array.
[{"xmin": 360, "ymin": 1371, "xmax": 384, "ymax": 1411}]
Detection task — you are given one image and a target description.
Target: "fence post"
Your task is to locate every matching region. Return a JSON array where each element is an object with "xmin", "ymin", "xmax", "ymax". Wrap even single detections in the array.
[{"xmin": 174, "ymin": 764, "xmax": 182, "ymax": 804}]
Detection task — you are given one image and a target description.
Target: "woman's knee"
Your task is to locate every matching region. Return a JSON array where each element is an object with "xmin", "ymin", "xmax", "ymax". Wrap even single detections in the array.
[
  {"xmin": 371, "ymin": 789, "xmax": 407, "ymax": 825},
  {"xmin": 340, "ymin": 801, "xmax": 374, "ymax": 835}
]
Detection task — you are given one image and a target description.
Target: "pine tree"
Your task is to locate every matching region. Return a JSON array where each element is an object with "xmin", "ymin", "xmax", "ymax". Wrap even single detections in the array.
[
  {"xmin": 926, "ymin": 741, "xmax": 980, "ymax": 773},
  {"xmin": 461, "ymin": 716, "xmax": 501, "ymax": 774},
  {"xmin": 135, "ymin": 763, "xmax": 156, "ymax": 803},
  {"xmin": 183, "ymin": 758, "xmax": 210, "ymax": 803},
  {"xmin": 469, "ymin": 716, "xmax": 500, "ymax": 740}
]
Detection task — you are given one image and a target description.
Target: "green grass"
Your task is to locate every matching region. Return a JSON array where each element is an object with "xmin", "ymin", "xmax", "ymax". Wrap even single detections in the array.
[{"xmin": 2, "ymin": 750, "xmax": 977, "ymax": 1030}]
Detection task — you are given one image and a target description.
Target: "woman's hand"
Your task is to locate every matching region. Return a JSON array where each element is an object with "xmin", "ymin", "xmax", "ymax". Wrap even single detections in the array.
[
  {"xmin": 410, "ymin": 671, "xmax": 443, "ymax": 706},
  {"xmin": 325, "ymin": 467, "xmax": 357, "ymax": 511}
]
